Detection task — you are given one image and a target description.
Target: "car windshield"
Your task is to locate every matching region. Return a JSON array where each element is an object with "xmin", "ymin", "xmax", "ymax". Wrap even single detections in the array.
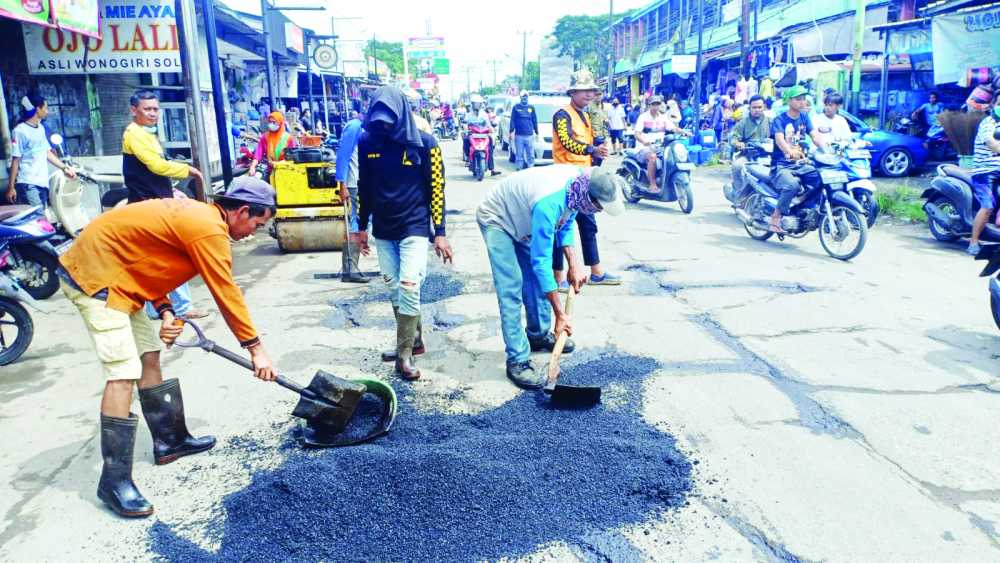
[{"xmin": 533, "ymin": 103, "xmax": 562, "ymax": 123}]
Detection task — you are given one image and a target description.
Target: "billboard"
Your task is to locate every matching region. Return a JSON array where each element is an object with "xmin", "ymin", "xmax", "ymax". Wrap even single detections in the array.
[
  {"xmin": 539, "ymin": 36, "xmax": 573, "ymax": 93},
  {"xmin": 23, "ymin": 0, "xmax": 180, "ymax": 74}
]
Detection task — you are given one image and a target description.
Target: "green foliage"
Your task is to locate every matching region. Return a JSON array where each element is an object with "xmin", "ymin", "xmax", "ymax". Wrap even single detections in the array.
[
  {"xmin": 480, "ymin": 85, "xmax": 502, "ymax": 96},
  {"xmin": 369, "ymin": 40, "xmax": 404, "ymax": 75},
  {"xmin": 551, "ymin": 11, "xmax": 631, "ymax": 73},
  {"xmin": 877, "ymin": 187, "xmax": 927, "ymax": 222},
  {"xmin": 521, "ymin": 61, "xmax": 540, "ymax": 90}
]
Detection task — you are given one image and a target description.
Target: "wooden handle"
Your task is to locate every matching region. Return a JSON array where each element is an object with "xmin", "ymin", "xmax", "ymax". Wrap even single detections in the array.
[{"xmin": 546, "ymin": 285, "xmax": 577, "ymax": 384}]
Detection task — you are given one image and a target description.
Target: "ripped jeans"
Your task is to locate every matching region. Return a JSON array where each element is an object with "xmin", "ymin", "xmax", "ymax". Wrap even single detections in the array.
[{"xmin": 373, "ymin": 236, "xmax": 428, "ymax": 316}]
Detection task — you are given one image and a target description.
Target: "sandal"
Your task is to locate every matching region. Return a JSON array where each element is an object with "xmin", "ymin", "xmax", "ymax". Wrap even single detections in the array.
[{"xmin": 767, "ymin": 222, "xmax": 786, "ymax": 234}]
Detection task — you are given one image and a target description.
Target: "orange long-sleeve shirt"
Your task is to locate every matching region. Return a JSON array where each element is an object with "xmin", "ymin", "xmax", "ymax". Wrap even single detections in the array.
[{"xmin": 59, "ymin": 198, "xmax": 259, "ymax": 347}]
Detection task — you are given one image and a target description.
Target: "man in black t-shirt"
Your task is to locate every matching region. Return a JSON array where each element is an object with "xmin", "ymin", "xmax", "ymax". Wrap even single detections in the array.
[{"xmin": 768, "ymin": 86, "xmax": 828, "ymax": 233}]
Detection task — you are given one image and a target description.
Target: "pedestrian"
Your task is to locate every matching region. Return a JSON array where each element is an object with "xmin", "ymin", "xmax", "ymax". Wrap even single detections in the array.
[
  {"xmin": 123, "ymin": 90, "xmax": 209, "ymax": 320},
  {"xmin": 58, "ymin": 176, "xmax": 278, "ymax": 518},
  {"xmin": 334, "ymin": 111, "xmax": 369, "ymax": 283},
  {"xmin": 477, "ymin": 164, "xmax": 625, "ymax": 388},
  {"xmin": 250, "ymin": 111, "xmax": 297, "ymax": 180},
  {"xmin": 509, "ymin": 90, "xmax": 539, "ymax": 170},
  {"xmin": 587, "ymin": 90, "xmax": 610, "ymax": 167},
  {"xmin": 608, "ymin": 97, "xmax": 627, "ymax": 155},
  {"xmin": 551, "ymin": 69, "xmax": 621, "ymax": 289},
  {"xmin": 353, "ymin": 86, "xmax": 454, "ymax": 381},
  {"xmin": 5, "ymin": 94, "xmax": 77, "ymax": 206},
  {"xmin": 912, "ymin": 91, "xmax": 944, "ymax": 141},
  {"xmin": 966, "ymin": 90, "xmax": 1000, "ymax": 256}
]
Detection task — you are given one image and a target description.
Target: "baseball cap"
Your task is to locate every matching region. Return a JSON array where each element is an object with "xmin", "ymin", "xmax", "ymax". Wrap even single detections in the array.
[
  {"xmin": 215, "ymin": 176, "xmax": 276, "ymax": 207},
  {"xmin": 649, "ymin": 95, "xmax": 664, "ymax": 105},
  {"xmin": 783, "ymin": 85, "xmax": 809, "ymax": 101},
  {"xmin": 519, "ymin": 90, "xmax": 529, "ymax": 97},
  {"xmin": 588, "ymin": 168, "xmax": 626, "ymax": 216}
]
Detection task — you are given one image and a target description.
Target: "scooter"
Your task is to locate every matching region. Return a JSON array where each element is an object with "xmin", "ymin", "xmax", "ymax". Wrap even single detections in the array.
[
  {"xmin": 616, "ymin": 133, "xmax": 695, "ymax": 214},
  {"xmin": 0, "ymin": 205, "xmax": 60, "ymax": 300},
  {"xmin": 467, "ymin": 123, "xmax": 491, "ymax": 182},
  {"xmin": 724, "ymin": 140, "xmax": 773, "ymax": 208},
  {"xmin": 922, "ymin": 164, "xmax": 1000, "ymax": 244},
  {"xmin": 0, "ymin": 250, "xmax": 39, "ymax": 366},
  {"xmin": 735, "ymin": 148, "xmax": 869, "ymax": 260},
  {"xmin": 47, "ymin": 134, "xmax": 103, "ymax": 244},
  {"xmin": 974, "ymin": 244, "xmax": 1000, "ymax": 331},
  {"xmin": 832, "ymin": 140, "xmax": 879, "ymax": 228}
]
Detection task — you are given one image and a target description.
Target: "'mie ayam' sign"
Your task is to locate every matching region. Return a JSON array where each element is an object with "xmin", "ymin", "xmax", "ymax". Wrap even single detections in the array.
[{"xmin": 23, "ymin": 0, "xmax": 181, "ymax": 74}]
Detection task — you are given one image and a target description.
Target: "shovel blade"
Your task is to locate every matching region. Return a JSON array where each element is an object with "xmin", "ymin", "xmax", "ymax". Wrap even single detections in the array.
[
  {"xmin": 546, "ymin": 384, "xmax": 602, "ymax": 408},
  {"xmin": 291, "ymin": 370, "xmax": 366, "ymax": 433}
]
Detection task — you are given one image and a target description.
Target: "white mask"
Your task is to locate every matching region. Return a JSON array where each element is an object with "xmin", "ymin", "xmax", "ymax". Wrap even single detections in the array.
[{"xmin": 268, "ymin": 123, "xmax": 280, "ymax": 132}]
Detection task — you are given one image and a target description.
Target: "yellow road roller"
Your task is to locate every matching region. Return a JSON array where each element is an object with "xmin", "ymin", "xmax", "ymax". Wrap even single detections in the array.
[{"xmin": 270, "ymin": 160, "xmax": 346, "ymax": 253}]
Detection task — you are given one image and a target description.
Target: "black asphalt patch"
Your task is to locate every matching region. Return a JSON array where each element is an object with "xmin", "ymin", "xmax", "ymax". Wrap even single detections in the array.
[
  {"xmin": 148, "ymin": 353, "xmax": 692, "ymax": 561},
  {"xmin": 322, "ymin": 270, "xmax": 466, "ymax": 330}
]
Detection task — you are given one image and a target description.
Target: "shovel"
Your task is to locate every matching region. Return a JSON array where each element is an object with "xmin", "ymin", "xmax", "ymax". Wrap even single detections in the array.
[
  {"xmin": 544, "ymin": 285, "xmax": 602, "ymax": 408},
  {"xmin": 174, "ymin": 320, "xmax": 378, "ymax": 444}
]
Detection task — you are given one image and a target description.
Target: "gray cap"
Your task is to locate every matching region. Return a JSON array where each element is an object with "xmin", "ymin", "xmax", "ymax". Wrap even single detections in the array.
[
  {"xmin": 217, "ymin": 176, "xmax": 276, "ymax": 207},
  {"xmin": 588, "ymin": 168, "xmax": 626, "ymax": 216},
  {"xmin": 649, "ymin": 95, "xmax": 664, "ymax": 105}
]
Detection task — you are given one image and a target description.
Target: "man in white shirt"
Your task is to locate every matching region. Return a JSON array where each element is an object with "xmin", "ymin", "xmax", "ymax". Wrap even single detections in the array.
[
  {"xmin": 634, "ymin": 95, "xmax": 685, "ymax": 194},
  {"xmin": 608, "ymin": 98, "xmax": 627, "ymax": 155},
  {"xmin": 5, "ymin": 94, "xmax": 76, "ymax": 206},
  {"xmin": 811, "ymin": 93, "xmax": 854, "ymax": 147}
]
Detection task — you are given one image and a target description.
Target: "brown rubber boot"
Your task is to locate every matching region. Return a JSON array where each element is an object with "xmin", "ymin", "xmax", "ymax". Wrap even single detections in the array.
[
  {"xmin": 342, "ymin": 239, "xmax": 369, "ymax": 283},
  {"xmin": 394, "ymin": 314, "xmax": 422, "ymax": 381},
  {"xmin": 382, "ymin": 309, "xmax": 425, "ymax": 361}
]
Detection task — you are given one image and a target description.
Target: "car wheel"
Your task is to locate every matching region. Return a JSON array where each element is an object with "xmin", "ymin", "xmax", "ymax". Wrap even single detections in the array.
[{"xmin": 880, "ymin": 148, "xmax": 911, "ymax": 177}]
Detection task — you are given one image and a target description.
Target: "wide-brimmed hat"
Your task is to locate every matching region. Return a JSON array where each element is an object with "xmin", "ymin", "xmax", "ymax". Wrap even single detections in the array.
[
  {"xmin": 214, "ymin": 176, "xmax": 276, "ymax": 208},
  {"xmin": 588, "ymin": 168, "xmax": 626, "ymax": 216},
  {"xmin": 566, "ymin": 69, "xmax": 600, "ymax": 95}
]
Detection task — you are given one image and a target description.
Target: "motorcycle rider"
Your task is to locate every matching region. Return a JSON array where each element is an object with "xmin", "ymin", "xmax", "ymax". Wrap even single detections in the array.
[
  {"xmin": 5, "ymin": 94, "xmax": 77, "ymax": 206},
  {"xmin": 634, "ymin": 95, "xmax": 686, "ymax": 194},
  {"xmin": 729, "ymin": 94, "xmax": 771, "ymax": 195},
  {"xmin": 462, "ymin": 94, "xmax": 501, "ymax": 176},
  {"xmin": 509, "ymin": 90, "xmax": 539, "ymax": 170},
  {"xmin": 769, "ymin": 85, "xmax": 829, "ymax": 234},
  {"xmin": 967, "ymin": 91, "xmax": 1000, "ymax": 256}
]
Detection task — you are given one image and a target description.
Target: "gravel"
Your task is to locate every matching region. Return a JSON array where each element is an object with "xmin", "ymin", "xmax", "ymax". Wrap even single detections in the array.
[{"xmin": 149, "ymin": 353, "xmax": 692, "ymax": 562}]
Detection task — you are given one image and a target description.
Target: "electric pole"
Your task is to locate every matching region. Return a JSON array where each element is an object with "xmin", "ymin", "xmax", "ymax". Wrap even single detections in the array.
[
  {"xmin": 692, "ymin": 0, "xmax": 705, "ymax": 113},
  {"xmin": 260, "ymin": 0, "xmax": 275, "ymax": 107},
  {"xmin": 740, "ymin": 0, "xmax": 750, "ymax": 76},
  {"xmin": 849, "ymin": 0, "xmax": 867, "ymax": 113},
  {"xmin": 487, "ymin": 59, "xmax": 501, "ymax": 87},
  {"xmin": 607, "ymin": 0, "xmax": 614, "ymax": 96},
  {"xmin": 520, "ymin": 31, "xmax": 528, "ymax": 86}
]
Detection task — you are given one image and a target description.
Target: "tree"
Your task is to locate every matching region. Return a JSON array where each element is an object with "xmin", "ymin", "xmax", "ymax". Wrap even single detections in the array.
[
  {"xmin": 521, "ymin": 61, "xmax": 540, "ymax": 90},
  {"xmin": 551, "ymin": 11, "xmax": 632, "ymax": 73},
  {"xmin": 369, "ymin": 40, "xmax": 404, "ymax": 75}
]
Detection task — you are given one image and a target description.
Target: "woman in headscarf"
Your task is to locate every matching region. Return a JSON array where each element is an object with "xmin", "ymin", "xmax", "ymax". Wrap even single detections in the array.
[{"xmin": 250, "ymin": 111, "xmax": 297, "ymax": 180}]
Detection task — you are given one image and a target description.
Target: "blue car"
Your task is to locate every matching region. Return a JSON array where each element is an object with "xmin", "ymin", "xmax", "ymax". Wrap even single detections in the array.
[{"xmin": 839, "ymin": 110, "xmax": 929, "ymax": 177}]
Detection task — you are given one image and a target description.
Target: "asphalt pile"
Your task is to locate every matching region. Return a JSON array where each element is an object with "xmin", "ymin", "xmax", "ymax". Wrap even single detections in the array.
[{"xmin": 149, "ymin": 353, "xmax": 692, "ymax": 562}]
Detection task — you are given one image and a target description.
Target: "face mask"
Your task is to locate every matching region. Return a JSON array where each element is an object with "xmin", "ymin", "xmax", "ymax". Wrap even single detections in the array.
[
  {"xmin": 268, "ymin": 123, "xmax": 280, "ymax": 132},
  {"xmin": 994, "ymin": 106, "xmax": 1000, "ymax": 119},
  {"xmin": 143, "ymin": 125, "xmax": 157, "ymax": 134}
]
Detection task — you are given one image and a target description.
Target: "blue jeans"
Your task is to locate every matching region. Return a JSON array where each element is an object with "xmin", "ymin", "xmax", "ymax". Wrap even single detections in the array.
[
  {"xmin": 15, "ymin": 183, "xmax": 49, "ymax": 208},
  {"xmin": 373, "ymin": 236, "xmax": 428, "ymax": 316},
  {"xmin": 479, "ymin": 223, "xmax": 552, "ymax": 365},
  {"xmin": 144, "ymin": 281, "xmax": 193, "ymax": 319},
  {"xmin": 515, "ymin": 135, "xmax": 535, "ymax": 169}
]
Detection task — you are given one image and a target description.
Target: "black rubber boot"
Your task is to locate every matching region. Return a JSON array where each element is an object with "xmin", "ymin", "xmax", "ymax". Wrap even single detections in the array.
[
  {"xmin": 139, "ymin": 379, "xmax": 216, "ymax": 465},
  {"xmin": 382, "ymin": 308, "xmax": 425, "ymax": 362},
  {"xmin": 97, "ymin": 414, "xmax": 154, "ymax": 518}
]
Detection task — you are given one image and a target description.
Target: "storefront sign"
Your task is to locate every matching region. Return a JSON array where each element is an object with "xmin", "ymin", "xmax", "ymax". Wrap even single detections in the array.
[
  {"xmin": 671, "ymin": 54, "xmax": 696, "ymax": 74},
  {"xmin": 285, "ymin": 22, "xmax": 303, "ymax": 54},
  {"xmin": 651, "ymin": 65, "xmax": 662, "ymax": 85},
  {"xmin": 0, "ymin": 0, "xmax": 52, "ymax": 27},
  {"xmin": 932, "ymin": 6, "xmax": 1000, "ymax": 85},
  {"xmin": 23, "ymin": 0, "xmax": 180, "ymax": 74},
  {"xmin": 52, "ymin": 0, "xmax": 100, "ymax": 37}
]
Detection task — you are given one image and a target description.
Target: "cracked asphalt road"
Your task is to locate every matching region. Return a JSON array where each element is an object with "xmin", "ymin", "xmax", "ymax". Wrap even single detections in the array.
[{"xmin": 1, "ymin": 142, "xmax": 998, "ymax": 562}]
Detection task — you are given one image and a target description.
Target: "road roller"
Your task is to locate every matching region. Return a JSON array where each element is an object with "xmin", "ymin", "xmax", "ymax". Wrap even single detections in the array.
[{"xmin": 270, "ymin": 160, "xmax": 346, "ymax": 253}]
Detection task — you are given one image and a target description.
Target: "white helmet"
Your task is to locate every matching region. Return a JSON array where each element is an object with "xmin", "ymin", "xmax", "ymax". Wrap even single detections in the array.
[{"xmin": 519, "ymin": 90, "xmax": 529, "ymax": 98}]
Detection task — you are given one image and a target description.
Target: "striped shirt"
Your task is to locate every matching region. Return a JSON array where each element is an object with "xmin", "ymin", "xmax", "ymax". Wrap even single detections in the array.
[{"xmin": 974, "ymin": 116, "xmax": 1000, "ymax": 170}]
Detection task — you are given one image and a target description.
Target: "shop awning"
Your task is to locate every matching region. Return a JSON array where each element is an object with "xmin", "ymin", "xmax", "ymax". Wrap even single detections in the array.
[{"xmin": 790, "ymin": 5, "xmax": 888, "ymax": 58}]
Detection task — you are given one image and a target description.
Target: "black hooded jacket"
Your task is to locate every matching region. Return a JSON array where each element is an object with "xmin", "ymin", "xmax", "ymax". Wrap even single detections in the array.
[{"xmin": 358, "ymin": 86, "xmax": 446, "ymax": 240}]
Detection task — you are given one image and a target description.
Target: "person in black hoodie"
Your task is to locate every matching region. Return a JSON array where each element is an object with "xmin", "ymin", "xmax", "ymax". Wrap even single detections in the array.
[{"xmin": 353, "ymin": 86, "xmax": 453, "ymax": 381}]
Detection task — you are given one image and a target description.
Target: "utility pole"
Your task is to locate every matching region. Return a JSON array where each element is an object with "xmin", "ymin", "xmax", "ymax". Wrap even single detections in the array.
[
  {"xmin": 607, "ymin": 0, "xmax": 614, "ymax": 96},
  {"xmin": 487, "ymin": 59, "xmax": 501, "ymax": 87},
  {"xmin": 520, "ymin": 31, "xmax": 528, "ymax": 86},
  {"xmin": 692, "ymin": 0, "xmax": 705, "ymax": 113},
  {"xmin": 200, "ymin": 0, "xmax": 232, "ymax": 185},
  {"xmin": 260, "ymin": 0, "xmax": 275, "ymax": 108},
  {"xmin": 849, "ymin": 0, "xmax": 867, "ymax": 113},
  {"xmin": 740, "ymin": 0, "xmax": 750, "ymax": 76},
  {"xmin": 175, "ymin": 0, "xmax": 211, "ymax": 200}
]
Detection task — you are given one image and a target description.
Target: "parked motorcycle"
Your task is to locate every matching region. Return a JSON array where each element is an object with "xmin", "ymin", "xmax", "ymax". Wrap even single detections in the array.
[
  {"xmin": 0, "ymin": 205, "xmax": 61, "ymax": 299},
  {"xmin": 974, "ymin": 244, "xmax": 1000, "ymax": 330},
  {"xmin": 0, "ymin": 251, "xmax": 38, "ymax": 366},
  {"xmin": 724, "ymin": 140, "xmax": 773, "ymax": 208},
  {"xmin": 921, "ymin": 164, "xmax": 1000, "ymax": 244},
  {"xmin": 735, "ymin": 149, "xmax": 869, "ymax": 260},
  {"xmin": 467, "ymin": 123, "xmax": 491, "ymax": 182},
  {"xmin": 47, "ymin": 134, "xmax": 102, "ymax": 243},
  {"xmin": 616, "ymin": 133, "xmax": 696, "ymax": 214}
]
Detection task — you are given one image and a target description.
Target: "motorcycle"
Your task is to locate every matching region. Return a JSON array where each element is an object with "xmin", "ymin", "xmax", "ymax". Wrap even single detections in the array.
[
  {"xmin": 735, "ymin": 148, "xmax": 869, "ymax": 260},
  {"xmin": 0, "ymin": 250, "xmax": 38, "ymax": 366},
  {"xmin": 467, "ymin": 123, "xmax": 491, "ymax": 182},
  {"xmin": 724, "ymin": 140, "xmax": 773, "ymax": 208},
  {"xmin": 0, "ymin": 205, "xmax": 61, "ymax": 299},
  {"xmin": 974, "ymin": 244, "xmax": 1000, "ymax": 331},
  {"xmin": 47, "ymin": 134, "xmax": 103, "ymax": 243},
  {"xmin": 616, "ymin": 133, "xmax": 695, "ymax": 214},
  {"xmin": 831, "ymin": 140, "xmax": 879, "ymax": 228},
  {"xmin": 921, "ymin": 164, "xmax": 1000, "ymax": 244}
]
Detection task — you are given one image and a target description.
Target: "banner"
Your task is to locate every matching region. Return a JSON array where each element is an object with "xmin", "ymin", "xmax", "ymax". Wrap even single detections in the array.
[
  {"xmin": 23, "ymin": 0, "xmax": 180, "ymax": 74},
  {"xmin": 0, "ymin": 0, "xmax": 52, "ymax": 27},
  {"xmin": 932, "ymin": 6, "xmax": 1000, "ymax": 85},
  {"xmin": 52, "ymin": 0, "xmax": 100, "ymax": 37}
]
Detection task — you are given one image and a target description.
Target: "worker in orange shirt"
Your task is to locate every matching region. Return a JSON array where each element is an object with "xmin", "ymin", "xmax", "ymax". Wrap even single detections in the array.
[{"xmin": 58, "ymin": 177, "xmax": 277, "ymax": 519}]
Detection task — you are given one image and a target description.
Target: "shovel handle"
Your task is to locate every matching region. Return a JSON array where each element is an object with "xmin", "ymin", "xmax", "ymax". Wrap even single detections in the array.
[{"xmin": 546, "ymin": 285, "xmax": 576, "ymax": 383}]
